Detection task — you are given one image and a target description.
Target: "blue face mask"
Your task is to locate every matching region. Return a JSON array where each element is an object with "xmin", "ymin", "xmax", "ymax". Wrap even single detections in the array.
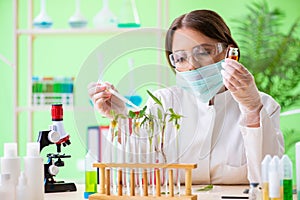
[{"xmin": 176, "ymin": 60, "xmax": 224, "ymax": 103}]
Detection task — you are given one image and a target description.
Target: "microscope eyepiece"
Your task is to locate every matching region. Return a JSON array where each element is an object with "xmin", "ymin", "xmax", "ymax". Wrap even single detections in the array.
[{"xmin": 51, "ymin": 104, "xmax": 63, "ymax": 121}]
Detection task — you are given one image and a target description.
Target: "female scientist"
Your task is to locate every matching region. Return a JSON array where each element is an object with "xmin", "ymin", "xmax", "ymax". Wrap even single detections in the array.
[{"xmin": 88, "ymin": 10, "xmax": 284, "ymax": 184}]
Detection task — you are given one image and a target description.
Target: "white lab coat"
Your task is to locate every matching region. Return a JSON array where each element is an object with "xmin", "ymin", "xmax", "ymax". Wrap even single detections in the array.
[{"xmin": 145, "ymin": 86, "xmax": 284, "ymax": 184}]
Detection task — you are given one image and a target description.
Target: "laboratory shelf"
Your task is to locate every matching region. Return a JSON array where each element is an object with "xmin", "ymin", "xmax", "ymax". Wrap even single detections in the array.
[
  {"xmin": 13, "ymin": 0, "xmax": 168, "ymax": 144},
  {"xmin": 16, "ymin": 105, "xmax": 93, "ymax": 112},
  {"xmin": 17, "ymin": 28, "xmax": 138, "ymax": 36}
]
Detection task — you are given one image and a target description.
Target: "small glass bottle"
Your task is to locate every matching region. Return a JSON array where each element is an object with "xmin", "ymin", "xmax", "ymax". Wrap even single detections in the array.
[
  {"xmin": 227, "ymin": 47, "xmax": 239, "ymax": 61},
  {"xmin": 249, "ymin": 183, "xmax": 261, "ymax": 200}
]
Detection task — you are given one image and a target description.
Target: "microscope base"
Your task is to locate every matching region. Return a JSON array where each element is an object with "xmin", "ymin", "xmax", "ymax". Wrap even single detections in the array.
[{"xmin": 45, "ymin": 182, "xmax": 77, "ymax": 193}]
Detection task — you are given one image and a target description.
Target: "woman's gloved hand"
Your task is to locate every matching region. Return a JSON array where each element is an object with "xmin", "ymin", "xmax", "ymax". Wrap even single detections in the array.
[
  {"xmin": 221, "ymin": 59, "xmax": 263, "ymax": 127},
  {"xmin": 87, "ymin": 81, "xmax": 126, "ymax": 119}
]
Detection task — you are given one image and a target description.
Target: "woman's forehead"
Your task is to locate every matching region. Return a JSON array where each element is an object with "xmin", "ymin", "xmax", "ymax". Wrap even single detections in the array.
[{"xmin": 172, "ymin": 28, "xmax": 218, "ymax": 51}]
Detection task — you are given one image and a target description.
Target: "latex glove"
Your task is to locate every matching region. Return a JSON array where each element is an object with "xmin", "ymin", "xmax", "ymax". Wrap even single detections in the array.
[
  {"xmin": 221, "ymin": 59, "xmax": 263, "ymax": 127},
  {"xmin": 87, "ymin": 81, "xmax": 126, "ymax": 119}
]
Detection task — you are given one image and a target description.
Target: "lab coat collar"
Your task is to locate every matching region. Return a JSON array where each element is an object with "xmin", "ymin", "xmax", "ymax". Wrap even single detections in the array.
[{"xmin": 208, "ymin": 89, "xmax": 233, "ymax": 108}]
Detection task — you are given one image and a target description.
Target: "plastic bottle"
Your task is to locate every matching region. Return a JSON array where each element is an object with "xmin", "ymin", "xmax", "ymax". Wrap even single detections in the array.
[
  {"xmin": 280, "ymin": 155, "xmax": 293, "ymax": 200},
  {"xmin": 16, "ymin": 172, "xmax": 31, "ymax": 200},
  {"xmin": 269, "ymin": 156, "xmax": 281, "ymax": 200},
  {"xmin": 0, "ymin": 173, "xmax": 15, "ymax": 200},
  {"xmin": 261, "ymin": 155, "xmax": 271, "ymax": 200},
  {"xmin": 249, "ymin": 183, "xmax": 262, "ymax": 200},
  {"xmin": 23, "ymin": 142, "xmax": 44, "ymax": 200},
  {"xmin": 0, "ymin": 143, "xmax": 21, "ymax": 185},
  {"xmin": 84, "ymin": 150, "xmax": 98, "ymax": 199}
]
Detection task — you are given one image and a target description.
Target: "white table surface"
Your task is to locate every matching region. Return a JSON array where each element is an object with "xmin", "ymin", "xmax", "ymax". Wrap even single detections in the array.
[
  {"xmin": 44, "ymin": 184, "xmax": 249, "ymax": 200},
  {"xmin": 44, "ymin": 184, "xmax": 297, "ymax": 200}
]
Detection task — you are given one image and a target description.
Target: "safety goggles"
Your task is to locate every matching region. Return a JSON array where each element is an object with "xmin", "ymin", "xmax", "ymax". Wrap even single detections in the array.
[{"xmin": 169, "ymin": 43, "xmax": 227, "ymax": 69}]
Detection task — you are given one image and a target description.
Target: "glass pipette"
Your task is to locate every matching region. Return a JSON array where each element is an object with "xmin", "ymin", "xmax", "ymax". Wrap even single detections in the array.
[{"xmin": 98, "ymin": 81, "xmax": 141, "ymax": 111}]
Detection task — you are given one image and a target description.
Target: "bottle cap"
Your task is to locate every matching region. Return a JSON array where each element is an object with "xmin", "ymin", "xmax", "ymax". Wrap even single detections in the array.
[
  {"xmin": 229, "ymin": 47, "xmax": 239, "ymax": 51},
  {"xmin": 269, "ymin": 156, "xmax": 280, "ymax": 171},
  {"xmin": 250, "ymin": 182, "xmax": 259, "ymax": 187},
  {"xmin": 4, "ymin": 143, "xmax": 18, "ymax": 158},
  {"xmin": 280, "ymin": 154, "xmax": 293, "ymax": 179},
  {"xmin": 26, "ymin": 142, "xmax": 40, "ymax": 157}
]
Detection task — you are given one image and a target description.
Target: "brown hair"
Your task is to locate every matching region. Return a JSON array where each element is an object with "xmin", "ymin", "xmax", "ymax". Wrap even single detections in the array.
[{"xmin": 165, "ymin": 10, "xmax": 239, "ymax": 67}]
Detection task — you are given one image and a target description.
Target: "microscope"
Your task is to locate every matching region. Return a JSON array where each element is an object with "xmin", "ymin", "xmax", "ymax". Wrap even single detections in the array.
[{"xmin": 37, "ymin": 104, "xmax": 77, "ymax": 193}]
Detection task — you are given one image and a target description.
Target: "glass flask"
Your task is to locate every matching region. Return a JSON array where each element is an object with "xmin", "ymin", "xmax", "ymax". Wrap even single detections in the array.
[
  {"xmin": 117, "ymin": 0, "xmax": 140, "ymax": 28},
  {"xmin": 33, "ymin": 0, "xmax": 53, "ymax": 28},
  {"xmin": 93, "ymin": 0, "xmax": 117, "ymax": 29},
  {"xmin": 68, "ymin": 0, "xmax": 88, "ymax": 28}
]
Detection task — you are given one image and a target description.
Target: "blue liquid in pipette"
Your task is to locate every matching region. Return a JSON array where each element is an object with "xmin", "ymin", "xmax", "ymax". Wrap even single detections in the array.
[{"xmin": 125, "ymin": 95, "xmax": 142, "ymax": 107}]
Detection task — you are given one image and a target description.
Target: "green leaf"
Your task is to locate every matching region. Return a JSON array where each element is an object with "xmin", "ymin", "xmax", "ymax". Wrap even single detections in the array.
[
  {"xmin": 157, "ymin": 108, "xmax": 163, "ymax": 120},
  {"xmin": 196, "ymin": 184, "xmax": 213, "ymax": 192},
  {"xmin": 118, "ymin": 114, "xmax": 126, "ymax": 119},
  {"xmin": 110, "ymin": 109, "xmax": 116, "ymax": 117},
  {"xmin": 140, "ymin": 116, "xmax": 148, "ymax": 126},
  {"xmin": 168, "ymin": 108, "xmax": 183, "ymax": 122},
  {"xmin": 138, "ymin": 106, "xmax": 147, "ymax": 118},
  {"xmin": 232, "ymin": 0, "xmax": 300, "ymax": 111},
  {"xmin": 128, "ymin": 110, "xmax": 135, "ymax": 118},
  {"xmin": 147, "ymin": 90, "xmax": 163, "ymax": 107}
]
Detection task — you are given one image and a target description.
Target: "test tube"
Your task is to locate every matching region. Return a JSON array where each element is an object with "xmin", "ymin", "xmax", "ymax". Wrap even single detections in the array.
[
  {"xmin": 175, "ymin": 128, "xmax": 181, "ymax": 195},
  {"xmin": 125, "ymin": 119, "xmax": 131, "ymax": 195}
]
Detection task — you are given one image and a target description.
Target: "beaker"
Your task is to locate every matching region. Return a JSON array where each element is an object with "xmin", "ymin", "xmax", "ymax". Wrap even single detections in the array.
[{"xmin": 117, "ymin": 0, "xmax": 140, "ymax": 28}]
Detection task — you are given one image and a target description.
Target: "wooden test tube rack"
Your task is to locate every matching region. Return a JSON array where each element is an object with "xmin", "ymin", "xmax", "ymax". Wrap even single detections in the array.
[{"xmin": 89, "ymin": 163, "xmax": 197, "ymax": 200}]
